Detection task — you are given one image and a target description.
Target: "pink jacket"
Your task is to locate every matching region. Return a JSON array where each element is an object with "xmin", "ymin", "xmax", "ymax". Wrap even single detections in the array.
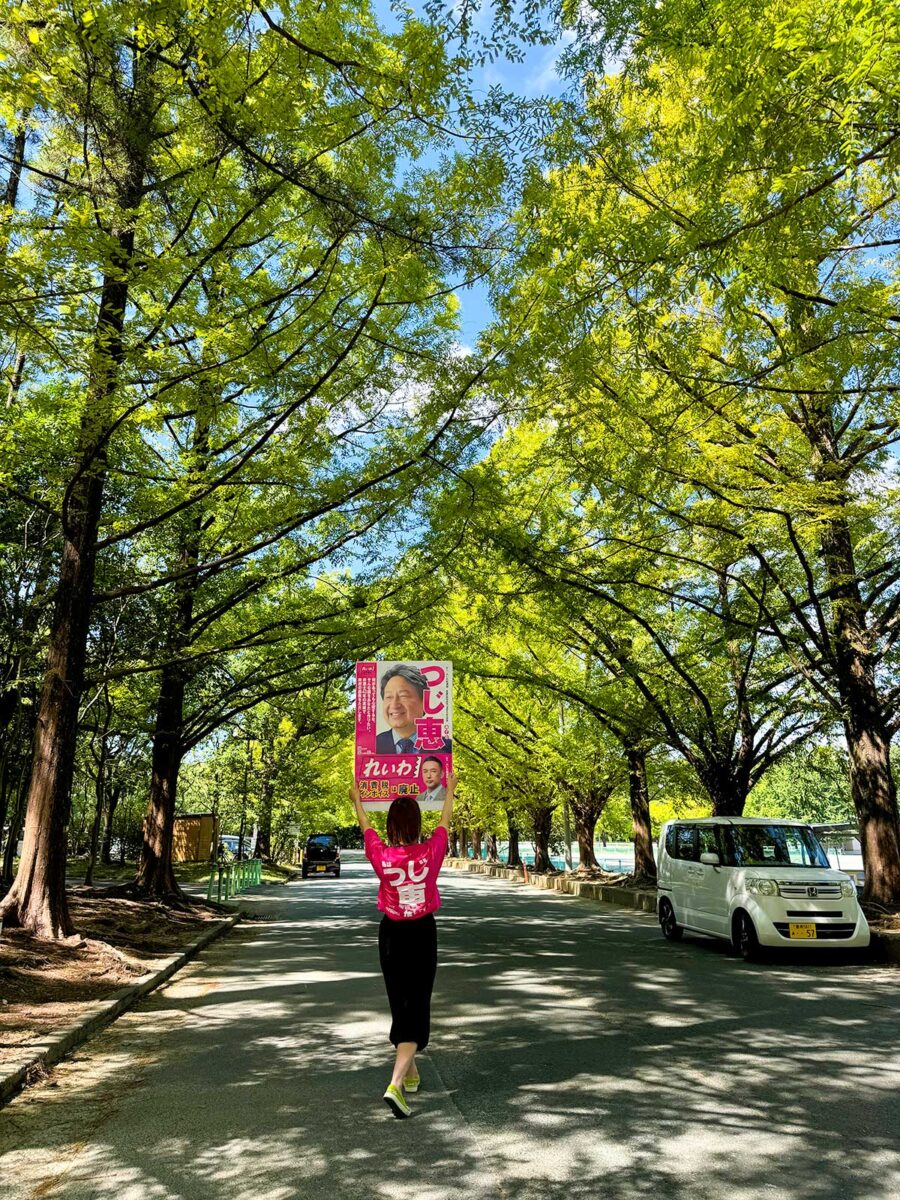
[{"xmin": 364, "ymin": 825, "xmax": 448, "ymax": 920}]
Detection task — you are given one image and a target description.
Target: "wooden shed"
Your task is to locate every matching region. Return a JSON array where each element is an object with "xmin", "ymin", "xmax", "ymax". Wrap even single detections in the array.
[{"xmin": 172, "ymin": 813, "xmax": 220, "ymax": 862}]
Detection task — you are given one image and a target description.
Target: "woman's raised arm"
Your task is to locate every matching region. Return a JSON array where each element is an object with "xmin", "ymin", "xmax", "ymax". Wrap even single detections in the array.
[
  {"xmin": 437, "ymin": 771, "xmax": 457, "ymax": 832},
  {"xmin": 350, "ymin": 783, "xmax": 372, "ymax": 832}
]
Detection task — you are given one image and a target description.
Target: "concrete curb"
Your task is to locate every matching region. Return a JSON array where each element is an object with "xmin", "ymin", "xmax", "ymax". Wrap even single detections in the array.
[
  {"xmin": 444, "ymin": 857, "xmax": 658, "ymax": 913},
  {"xmin": 0, "ymin": 911, "xmax": 241, "ymax": 1110},
  {"xmin": 447, "ymin": 859, "xmax": 900, "ymax": 962}
]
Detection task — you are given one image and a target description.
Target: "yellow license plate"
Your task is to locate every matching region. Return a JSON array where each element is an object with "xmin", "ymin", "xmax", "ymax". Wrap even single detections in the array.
[
  {"xmin": 788, "ymin": 922, "xmax": 817, "ymax": 939},
  {"xmin": 316, "ymin": 865, "xmax": 326, "ymax": 872}
]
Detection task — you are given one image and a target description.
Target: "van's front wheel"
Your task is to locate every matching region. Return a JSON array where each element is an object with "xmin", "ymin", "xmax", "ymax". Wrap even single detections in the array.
[
  {"xmin": 659, "ymin": 897, "xmax": 683, "ymax": 941},
  {"xmin": 733, "ymin": 910, "xmax": 760, "ymax": 962}
]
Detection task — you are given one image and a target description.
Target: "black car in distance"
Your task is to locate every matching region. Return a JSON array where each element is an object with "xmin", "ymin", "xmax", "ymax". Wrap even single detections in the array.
[{"xmin": 302, "ymin": 834, "xmax": 340, "ymax": 879}]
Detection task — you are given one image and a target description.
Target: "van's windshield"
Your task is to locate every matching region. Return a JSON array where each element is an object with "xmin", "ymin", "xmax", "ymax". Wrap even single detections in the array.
[{"xmin": 723, "ymin": 824, "xmax": 830, "ymax": 868}]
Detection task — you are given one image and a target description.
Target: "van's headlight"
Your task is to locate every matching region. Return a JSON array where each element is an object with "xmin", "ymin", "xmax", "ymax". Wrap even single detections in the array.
[
  {"xmin": 747, "ymin": 877, "xmax": 778, "ymax": 896},
  {"xmin": 840, "ymin": 880, "xmax": 856, "ymax": 898}
]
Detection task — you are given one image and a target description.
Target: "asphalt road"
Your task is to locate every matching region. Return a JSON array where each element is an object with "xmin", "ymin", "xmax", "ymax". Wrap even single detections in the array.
[{"xmin": 1, "ymin": 853, "xmax": 898, "ymax": 1200}]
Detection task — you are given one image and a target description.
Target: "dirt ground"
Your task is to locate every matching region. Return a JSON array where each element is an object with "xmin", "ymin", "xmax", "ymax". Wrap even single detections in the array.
[
  {"xmin": 863, "ymin": 906, "xmax": 900, "ymax": 933},
  {"xmin": 0, "ymin": 887, "xmax": 226, "ymax": 1069}
]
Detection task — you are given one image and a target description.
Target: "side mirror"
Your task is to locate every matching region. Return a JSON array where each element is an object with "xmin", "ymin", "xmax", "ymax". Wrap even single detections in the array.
[{"xmin": 699, "ymin": 852, "xmax": 720, "ymax": 866}]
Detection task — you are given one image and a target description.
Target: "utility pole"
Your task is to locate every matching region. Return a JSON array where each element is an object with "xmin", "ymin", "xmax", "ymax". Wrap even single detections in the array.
[{"xmin": 563, "ymin": 799, "xmax": 573, "ymax": 872}]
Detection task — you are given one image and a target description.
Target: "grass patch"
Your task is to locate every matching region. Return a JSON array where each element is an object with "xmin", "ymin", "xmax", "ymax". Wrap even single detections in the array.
[{"xmin": 64, "ymin": 858, "xmax": 297, "ymax": 886}]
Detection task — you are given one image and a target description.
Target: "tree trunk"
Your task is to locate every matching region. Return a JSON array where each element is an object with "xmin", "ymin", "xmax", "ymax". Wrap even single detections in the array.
[
  {"xmin": 471, "ymin": 829, "xmax": 482, "ymax": 860},
  {"xmin": 486, "ymin": 832, "xmax": 499, "ymax": 862},
  {"xmin": 0, "ymin": 751, "xmax": 11, "ymax": 863},
  {"xmin": 845, "ymin": 714, "xmax": 900, "ymax": 906},
  {"xmin": 6, "ymin": 349, "xmax": 25, "ymax": 406},
  {"xmin": 4, "ymin": 120, "xmax": 31, "ymax": 406},
  {"xmin": 571, "ymin": 788, "xmax": 614, "ymax": 870},
  {"xmin": 505, "ymin": 809, "xmax": 521, "ymax": 867},
  {"xmin": 0, "ymin": 695, "xmax": 19, "ymax": 768},
  {"xmin": 575, "ymin": 818, "xmax": 597, "ymax": 868},
  {"xmin": 822, "ymin": 514, "xmax": 900, "ymax": 906},
  {"xmin": 531, "ymin": 805, "xmax": 556, "ymax": 873},
  {"xmin": 1, "ymin": 768, "xmax": 28, "ymax": 888},
  {"xmin": 0, "ymin": 110, "xmax": 147, "ymax": 935},
  {"xmin": 0, "ymin": 487, "xmax": 106, "ymax": 935},
  {"xmin": 801, "ymin": 381, "xmax": 900, "ymax": 905},
  {"xmin": 719, "ymin": 567, "xmax": 757, "ymax": 816},
  {"xmin": 573, "ymin": 807, "xmax": 597, "ymax": 869},
  {"xmin": 100, "ymin": 783, "xmax": 121, "ymax": 865},
  {"xmin": 700, "ymin": 763, "xmax": 747, "ymax": 818},
  {"xmin": 256, "ymin": 739, "xmax": 275, "ymax": 863},
  {"xmin": 134, "ymin": 397, "xmax": 210, "ymax": 899},
  {"xmin": 84, "ymin": 756, "xmax": 106, "ymax": 887},
  {"xmin": 0, "ymin": 285, "xmax": 122, "ymax": 935},
  {"xmin": 73, "ymin": 782, "xmax": 91, "ymax": 855},
  {"xmin": 449, "ymin": 829, "xmax": 459, "ymax": 858},
  {"xmin": 625, "ymin": 743, "xmax": 657, "ymax": 884},
  {"xmin": 84, "ymin": 704, "xmax": 112, "ymax": 886},
  {"xmin": 459, "ymin": 829, "xmax": 469, "ymax": 859},
  {"xmin": 3, "ymin": 122, "xmax": 26, "ymax": 212},
  {"xmin": 134, "ymin": 662, "xmax": 189, "ymax": 903}
]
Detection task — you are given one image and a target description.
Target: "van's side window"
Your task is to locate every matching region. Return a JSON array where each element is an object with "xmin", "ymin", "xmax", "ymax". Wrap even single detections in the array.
[
  {"xmin": 698, "ymin": 826, "xmax": 719, "ymax": 859},
  {"xmin": 665, "ymin": 826, "xmax": 677, "ymax": 857},
  {"xmin": 675, "ymin": 825, "xmax": 697, "ymax": 861}
]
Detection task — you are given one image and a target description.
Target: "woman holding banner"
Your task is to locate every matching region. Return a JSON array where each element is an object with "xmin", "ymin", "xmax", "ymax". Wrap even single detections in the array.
[{"xmin": 350, "ymin": 770, "xmax": 456, "ymax": 1118}]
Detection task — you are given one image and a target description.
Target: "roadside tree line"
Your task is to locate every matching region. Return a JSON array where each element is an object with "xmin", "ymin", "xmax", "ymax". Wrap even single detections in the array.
[
  {"xmin": 4, "ymin": 0, "xmax": 900, "ymax": 938},
  {"xmin": 0, "ymin": 0, "xmax": 509, "ymax": 938},
  {"xmin": 421, "ymin": 0, "xmax": 900, "ymax": 905}
]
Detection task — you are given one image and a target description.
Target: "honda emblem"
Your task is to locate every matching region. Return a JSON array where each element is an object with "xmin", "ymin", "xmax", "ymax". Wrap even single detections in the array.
[{"xmin": 807, "ymin": 886, "xmax": 818, "ymax": 897}]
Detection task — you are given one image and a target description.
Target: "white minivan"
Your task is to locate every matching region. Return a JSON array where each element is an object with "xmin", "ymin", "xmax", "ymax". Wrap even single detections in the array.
[{"xmin": 657, "ymin": 817, "xmax": 871, "ymax": 959}]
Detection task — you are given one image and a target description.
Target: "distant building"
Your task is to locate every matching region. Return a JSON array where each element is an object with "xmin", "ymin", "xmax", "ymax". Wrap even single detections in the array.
[{"xmin": 173, "ymin": 813, "xmax": 220, "ymax": 862}]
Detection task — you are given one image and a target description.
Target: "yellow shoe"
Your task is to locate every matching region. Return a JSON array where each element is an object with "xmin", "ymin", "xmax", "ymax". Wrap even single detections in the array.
[
  {"xmin": 383, "ymin": 1083, "xmax": 411, "ymax": 1118},
  {"xmin": 403, "ymin": 1073, "xmax": 420, "ymax": 1093}
]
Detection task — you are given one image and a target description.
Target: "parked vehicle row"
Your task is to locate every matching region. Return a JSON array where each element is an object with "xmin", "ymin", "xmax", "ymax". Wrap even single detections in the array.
[{"xmin": 657, "ymin": 818, "xmax": 870, "ymax": 960}]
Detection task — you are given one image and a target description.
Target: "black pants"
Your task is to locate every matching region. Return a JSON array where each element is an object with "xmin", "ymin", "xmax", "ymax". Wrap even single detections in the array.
[{"xmin": 378, "ymin": 913, "xmax": 438, "ymax": 1050}]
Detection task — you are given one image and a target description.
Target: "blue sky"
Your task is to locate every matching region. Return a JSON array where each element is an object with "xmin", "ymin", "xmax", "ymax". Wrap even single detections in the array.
[
  {"xmin": 454, "ymin": 23, "xmax": 574, "ymax": 344},
  {"xmin": 374, "ymin": 1, "xmax": 574, "ymax": 345}
]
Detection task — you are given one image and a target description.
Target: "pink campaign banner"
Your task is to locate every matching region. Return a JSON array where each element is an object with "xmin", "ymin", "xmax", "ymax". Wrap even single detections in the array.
[{"xmin": 355, "ymin": 661, "xmax": 453, "ymax": 810}]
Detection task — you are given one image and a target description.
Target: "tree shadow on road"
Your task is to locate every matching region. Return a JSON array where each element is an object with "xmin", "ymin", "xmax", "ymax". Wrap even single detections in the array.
[{"xmin": 1, "ymin": 862, "xmax": 897, "ymax": 1200}]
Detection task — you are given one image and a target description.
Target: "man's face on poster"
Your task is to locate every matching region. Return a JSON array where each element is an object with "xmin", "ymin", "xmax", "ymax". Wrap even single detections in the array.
[
  {"xmin": 382, "ymin": 674, "xmax": 424, "ymax": 737},
  {"xmin": 421, "ymin": 759, "xmax": 442, "ymax": 789}
]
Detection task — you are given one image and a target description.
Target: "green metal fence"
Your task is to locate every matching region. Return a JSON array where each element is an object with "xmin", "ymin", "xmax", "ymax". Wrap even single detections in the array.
[{"xmin": 207, "ymin": 858, "xmax": 262, "ymax": 902}]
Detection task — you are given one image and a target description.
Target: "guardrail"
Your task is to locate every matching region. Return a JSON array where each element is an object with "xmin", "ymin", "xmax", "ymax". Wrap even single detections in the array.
[
  {"xmin": 207, "ymin": 858, "xmax": 262, "ymax": 902},
  {"xmin": 464, "ymin": 852, "xmax": 637, "ymax": 872}
]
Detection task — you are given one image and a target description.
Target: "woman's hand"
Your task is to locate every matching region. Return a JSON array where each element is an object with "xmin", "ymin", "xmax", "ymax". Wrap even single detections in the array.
[
  {"xmin": 350, "ymin": 780, "xmax": 370, "ymax": 831},
  {"xmin": 438, "ymin": 771, "xmax": 456, "ymax": 830}
]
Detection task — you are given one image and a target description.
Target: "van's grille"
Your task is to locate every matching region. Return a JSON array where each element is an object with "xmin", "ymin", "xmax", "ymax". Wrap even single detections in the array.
[
  {"xmin": 785, "ymin": 910, "xmax": 843, "ymax": 918},
  {"xmin": 773, "ymin": 922, "xmax": 857, "ymax": 940},
  {"xmin": 777, "ymin": 882, "xmax": 842, "ymax": 899}
]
